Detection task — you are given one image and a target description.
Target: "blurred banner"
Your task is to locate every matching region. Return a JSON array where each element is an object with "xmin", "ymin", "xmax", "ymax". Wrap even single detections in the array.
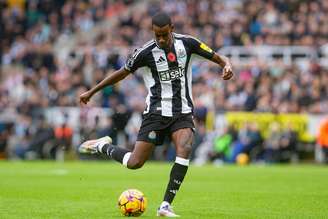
[
  {"xmin": 223, "ymin": 112, "xmax": 321, "ymax": 142},
  {"xmin": 2, "ymin": 107, "xmax": 323, "ymax": 143},
  {"xmin": 37, "ymin": 108, "xmax": 326, "ymax": 143}
]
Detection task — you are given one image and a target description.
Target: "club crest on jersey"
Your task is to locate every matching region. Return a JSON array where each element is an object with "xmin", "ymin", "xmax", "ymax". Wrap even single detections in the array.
[
  {"xmin": 200, "ymin": 43, "xmax": 213, "ymax": 53},
  {"xmin": 158, "ymin": 67, "xmax": 184, "ymax": 81},
  {"xmin": 177, "ymin": 49, "xmax": 186, "ymax": 58},
  {"xmin": 148, "ymin": 131, "xmax": 156, "ymax": 140}
]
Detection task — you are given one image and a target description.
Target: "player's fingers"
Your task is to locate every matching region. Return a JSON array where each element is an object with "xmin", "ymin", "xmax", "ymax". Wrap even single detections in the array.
[
  {"xmin": 79, "ymin": 97, "xmax": 87, "ymax": 105},
  {"xmin": 222, "ymin": 69, "xmax": 229, "ymax": 75},
  {"xmin": 224, "ymin": 66, "xmax": 232, "ymax": 73},
  {"xmin": 223, "ymin": 71, "xmax": 233, "ymax": 80}
]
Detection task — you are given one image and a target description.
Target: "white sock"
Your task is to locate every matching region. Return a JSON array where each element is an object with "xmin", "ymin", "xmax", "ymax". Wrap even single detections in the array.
[
  {"xmin": 175, "ymin": 157, "xmax": 190, "ymax": 166},
  {"xmin": 122, "ymin": 152, "xmax": 131, "ymax": 167},
  {"xmin": 96, "ymin": 139, "xmax": 109, "ymax": 153},
  {"xmin": 96, "ymin": 143, "xmax": 105, "ymax": 153}
]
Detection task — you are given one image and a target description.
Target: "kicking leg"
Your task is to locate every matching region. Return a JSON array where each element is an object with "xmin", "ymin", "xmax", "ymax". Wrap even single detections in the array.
[
  {"xmin": 125, "ymin": 141, "xmax": 155, "ymax": 169},
  {"xmin": 158, "ymin": 128, "xmax": 193, "ymax": 217},
  {"xmin": 79, "ymin": 136, "xmax": 154, "ymax": 169}
]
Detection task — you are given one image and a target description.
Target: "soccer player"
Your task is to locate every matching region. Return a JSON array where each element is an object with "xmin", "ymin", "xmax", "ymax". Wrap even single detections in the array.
[{"xmin": 79, "ymin": 12, "xmax": 233, "ymax": 217}]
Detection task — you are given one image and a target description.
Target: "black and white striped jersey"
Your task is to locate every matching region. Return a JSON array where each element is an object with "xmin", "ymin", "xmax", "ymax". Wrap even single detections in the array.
[{"xmin": 124, "ymin": 33, "xmax": 215, "ymax": 117}]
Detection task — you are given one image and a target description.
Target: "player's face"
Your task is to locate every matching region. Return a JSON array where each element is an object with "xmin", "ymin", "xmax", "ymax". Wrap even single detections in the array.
[{"xmin": 152, "ymin": 24, "xmax": 173, "ymax": 49}]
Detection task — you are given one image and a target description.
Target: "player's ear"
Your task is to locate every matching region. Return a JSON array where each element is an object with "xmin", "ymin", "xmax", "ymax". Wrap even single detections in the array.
[{"xmin": 170, "ymin": 24, "xmax": 174, "ymax": 32}]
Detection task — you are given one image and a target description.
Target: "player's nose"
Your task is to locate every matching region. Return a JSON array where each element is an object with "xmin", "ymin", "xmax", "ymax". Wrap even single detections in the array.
[
  {"xmin": 158, "ymin": 36, "xmax": 166, "ymax": 43},
  {"xmin": 158, "ymin": 39, "xmax": 165, "ymax": 44}
]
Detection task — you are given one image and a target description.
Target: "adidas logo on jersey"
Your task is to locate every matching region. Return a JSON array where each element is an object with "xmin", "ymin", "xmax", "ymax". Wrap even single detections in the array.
[{"xmin": 156, "ymin": 56, "xmax": 166, "ymax": 64}]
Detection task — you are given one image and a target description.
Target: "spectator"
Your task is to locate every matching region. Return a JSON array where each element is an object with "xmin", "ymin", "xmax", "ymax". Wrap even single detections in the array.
[
  {"xmin": 279, "ymin": 124, "xmax": 298, "ymax": 162},
  {"xmin": 27, "ymin": 116, "xmax": 54, "ymax": 159},
  {"xmin": 229, "ymin": 122, "xmax": 262, "ymax": 163},
  {"xmin": 0, "ymin": 123, "xmax": 13, "ymax": 159},
  {"xmin": 317, "ymin": 117, "xmax": 328, "ymax": 164},
  {"xmin": 54, "ymin": 122, "xmax": 73, "ymax": 160},
  {"xmin": 263, "ymin": 122, "xmax": 281, "ymax": 163},
  {"xmin": 211, "ymin": 125, "xmax": 237, "ymax": 162}
]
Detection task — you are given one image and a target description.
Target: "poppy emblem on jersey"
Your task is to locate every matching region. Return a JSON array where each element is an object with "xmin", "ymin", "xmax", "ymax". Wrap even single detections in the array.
[{"xmin": 167, "ymin": 52, "xmax": 176, "ymax": 62}]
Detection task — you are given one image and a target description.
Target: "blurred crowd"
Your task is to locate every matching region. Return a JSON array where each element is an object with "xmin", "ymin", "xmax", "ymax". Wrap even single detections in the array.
[
  {"xmin": 193, "ymin": 121, "xmax": 302, "ymax": 165},
  {"xmin": 155, "ymin": 0, "xmax": 328, "ymax": 48},
  {"xmin": 0, "ymin": 0, "xmax": 327, "ymax": 163}
]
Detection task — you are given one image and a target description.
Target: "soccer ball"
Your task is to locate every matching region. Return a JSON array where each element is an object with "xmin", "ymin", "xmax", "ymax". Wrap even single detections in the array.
[
  {"xmin": 118, "ymin": 189, "xmax": 147, "ymax": 217},
  {"xmin": 236, "ymin": 153, "xmax": 249, "ymax": 166}
]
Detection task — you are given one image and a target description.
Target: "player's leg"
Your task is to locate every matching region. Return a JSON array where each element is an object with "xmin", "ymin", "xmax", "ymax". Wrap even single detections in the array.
[
  {"xmin": 103, "ymin": 140, "xmax": 154, "ymax": 169},
  {"xmin": 158, "ymin": 127, "xmax": 193, "ymax": 217},
  {"xmin": 164, "ymin": 128, "xmax": 193, "ymax": 202},
  {"xmin": 79, "ymin": 113, "xmax": 160, "ymax": 169},
  {"xmin": 79, "ymin": 137, "xmax": 154, "ymax": 169}
]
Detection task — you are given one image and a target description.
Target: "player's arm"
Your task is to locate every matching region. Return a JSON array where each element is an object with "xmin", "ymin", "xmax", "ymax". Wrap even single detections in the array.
[
  {"xmin": 79, "ymin": 68, "xmax": 130, "ymax": 105},
  {"xmin": 211, "ymin": 53, "xmax": 233, "ymax": 80},
  {"xmin": 187, "ymin": 36, "xmax": 233, "ymax": 80},
  {"xmin": 80, "ymin": 47, "xmax": 146, "ymax": 105}
]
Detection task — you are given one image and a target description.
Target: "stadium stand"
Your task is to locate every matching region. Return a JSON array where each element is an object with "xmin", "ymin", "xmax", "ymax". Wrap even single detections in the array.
[{"xmin": 0, "ymin": 0, "xmax": 327, "ymax": 163}]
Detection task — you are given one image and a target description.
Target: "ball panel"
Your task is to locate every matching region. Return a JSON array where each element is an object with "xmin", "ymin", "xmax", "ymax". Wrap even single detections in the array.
[{"xmin": 118, "ymin": 189, "xmax": 147, "ymax": 217}]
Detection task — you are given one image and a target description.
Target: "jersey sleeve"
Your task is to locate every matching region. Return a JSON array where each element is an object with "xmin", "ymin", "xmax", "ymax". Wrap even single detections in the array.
[
  {"xmin": 185, "ymin": 36, "xmax": 215, "ymax": 60},
  {"xmin": 124, "ymin": 48, "xmax": 147, "ymax": 73}
]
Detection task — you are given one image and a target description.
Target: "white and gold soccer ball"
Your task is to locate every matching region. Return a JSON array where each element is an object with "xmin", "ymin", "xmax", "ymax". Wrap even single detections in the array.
[{"xmin": 118, "ymin": 189, "xmax": 147, "ymax": 217}]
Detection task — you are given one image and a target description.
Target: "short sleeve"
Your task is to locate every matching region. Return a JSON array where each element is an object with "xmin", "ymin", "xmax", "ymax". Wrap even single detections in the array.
[
  {"xmin": 184, "ymin": 37, "xmax": 214, "ymax": 60},
  {"xmin": 124, "ymin": 48, "xmax": 147, "ymax": 73}
]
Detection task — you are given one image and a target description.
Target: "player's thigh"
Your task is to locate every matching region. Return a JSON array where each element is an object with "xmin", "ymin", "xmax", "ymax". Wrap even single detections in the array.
[
  {"xmin": 130, "ymin": 141, "xmax": 155, "ymax": 162},
  {"xmin": 137, "ymin": 113, "xmax": 167, "ymax": 145},
  {"xmin": 171, "ymin": 128, "xmax": 194, "ymax": 158}
]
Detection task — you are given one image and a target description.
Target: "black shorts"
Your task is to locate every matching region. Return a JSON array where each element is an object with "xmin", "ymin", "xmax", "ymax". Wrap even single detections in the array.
[{"xmin": 137, "ymin": 113, "xmax": 195, "ymax": 145}]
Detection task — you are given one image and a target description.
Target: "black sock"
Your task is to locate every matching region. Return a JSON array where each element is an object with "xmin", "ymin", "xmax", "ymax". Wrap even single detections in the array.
[
  {"xmin": 102, "ymin": 144, "xmax": 130, "ymax": 163},
  {"xmin": 163, "ymin": 162, "xmax": 188, "ymax": 204}
]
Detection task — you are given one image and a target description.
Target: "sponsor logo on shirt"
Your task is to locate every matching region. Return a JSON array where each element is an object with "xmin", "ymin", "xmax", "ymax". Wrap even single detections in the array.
[{"xmin": 158, "ymin": 67, "xmax": 184, "ymax": 81}]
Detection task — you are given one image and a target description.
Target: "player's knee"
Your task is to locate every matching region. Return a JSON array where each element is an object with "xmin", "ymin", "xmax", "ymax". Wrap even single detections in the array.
[
  {"xmin": 177, "ymin": 144, "xmax": 192, "ymax": 156},
  {"xmin": 127, "ymin": 158, "xmax": 145, "ymax": 169}
]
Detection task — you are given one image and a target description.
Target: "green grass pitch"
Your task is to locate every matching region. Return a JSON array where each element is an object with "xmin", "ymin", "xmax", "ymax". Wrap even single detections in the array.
[{"xmin": 0, "ymin": 161, "xmax": 327, "ymax": 219}]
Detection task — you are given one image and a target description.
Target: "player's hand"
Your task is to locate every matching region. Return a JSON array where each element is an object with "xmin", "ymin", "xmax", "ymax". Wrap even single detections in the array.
[
  {"xmin": 79, "ymin": 90, "xmax": 93, "ymax": 105},
  {"xmin": 222, "ymin": 64, "xmax": 233, "ymax": 80}
]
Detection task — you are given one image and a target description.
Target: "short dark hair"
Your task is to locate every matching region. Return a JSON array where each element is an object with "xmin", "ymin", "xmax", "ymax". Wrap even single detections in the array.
[{"xmin": 152, "ymin": 12, "xmax": 172, "ymax": 27}]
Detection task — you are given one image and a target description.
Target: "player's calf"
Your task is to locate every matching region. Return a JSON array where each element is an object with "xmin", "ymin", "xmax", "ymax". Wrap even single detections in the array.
[{"xmin": 127, "ymin": 156, "xmax": 147, "ymax": 169}]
